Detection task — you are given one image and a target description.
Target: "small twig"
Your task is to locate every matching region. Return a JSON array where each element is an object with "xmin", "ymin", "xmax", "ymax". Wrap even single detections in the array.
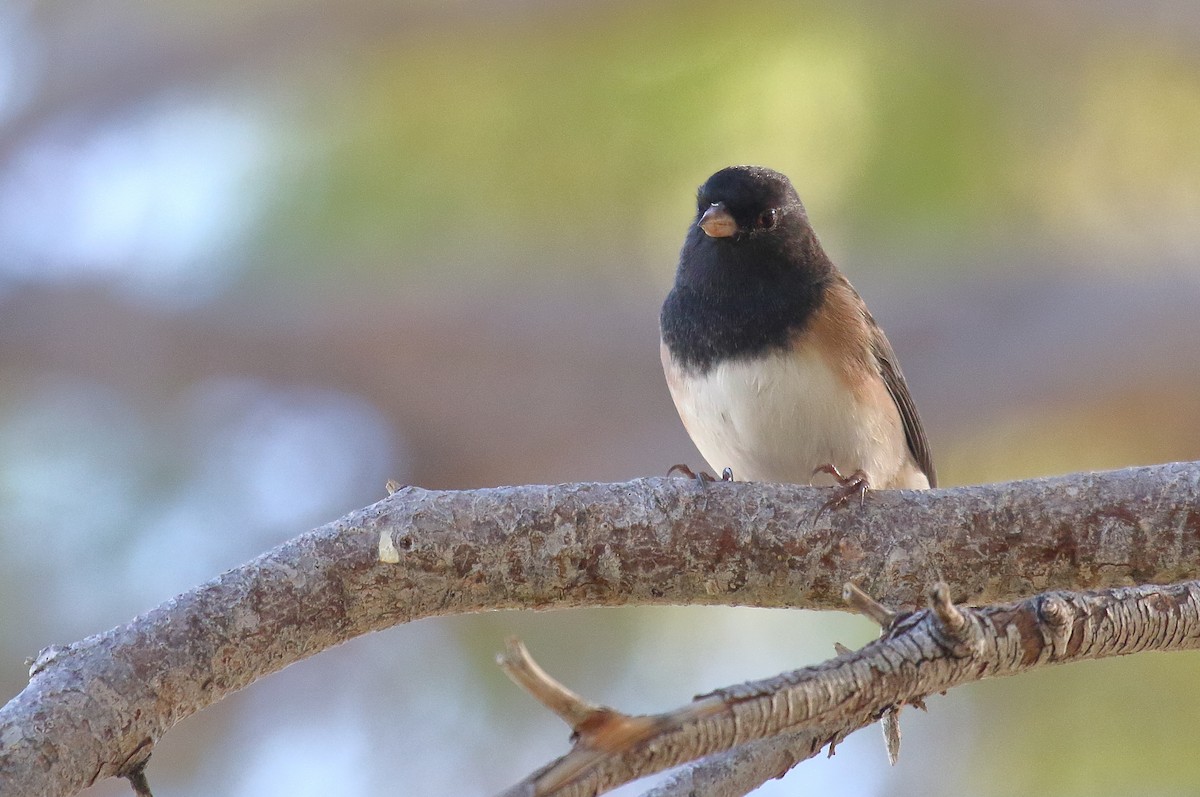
[
  {"xmin": 497, "ymin": 638, "xmax": 608, "ymax": 730},
  {"xmin": 880, "ymin": 709, "xmax": 901, "ymax": 766},
  {"xmin": 497, "ymin": 641, "xmax": 729, "ymax": 797},
  {"xmin": 843, "ymin": 583, "xmax": 897, "ymax": 628},
  {"xmin": 927, "ymin": 583, "xmax": 966, "ymax": 636},
  {"xmin": 925, "ymin": 582, "xmax": 984, "ymax": 658}
]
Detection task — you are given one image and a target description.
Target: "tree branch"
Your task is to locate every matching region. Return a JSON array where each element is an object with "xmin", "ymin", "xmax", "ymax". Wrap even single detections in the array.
[
  {"xmin": 499, "ymin": 579, "xmax": 1200, "ymax": 797},
  {"xmin": 2, "ymin": 462, "xmax": 1199, "ymax": 796}
]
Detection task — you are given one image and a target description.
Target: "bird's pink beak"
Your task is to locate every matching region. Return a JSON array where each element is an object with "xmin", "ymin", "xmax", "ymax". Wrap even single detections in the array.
[{"xmin": 699, "ymin": 202, "xmax": 737, "ymax": 238}]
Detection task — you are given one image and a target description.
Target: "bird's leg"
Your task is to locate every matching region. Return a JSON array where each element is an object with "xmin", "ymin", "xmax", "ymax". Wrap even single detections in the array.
[
  {"xmin": 667, "ymin": 463, "xmax": 706, "ymax": 481},
  {"xmin": 812, "ymin": 464, "xmax": 870, "ymax": 519},
  {"xmin": 672, "ymin": 463, "xmax": 715, "ymax": 488},
  {"xmin": 667, "ymin": 464, "xmax": 735, "ymax": 486}
]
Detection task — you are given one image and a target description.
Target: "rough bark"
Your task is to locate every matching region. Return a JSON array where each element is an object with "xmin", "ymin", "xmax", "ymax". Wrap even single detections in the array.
[
  {"xmin": 1, "ymin": 462, "xmax": 1198, "ymax": 796},
  {"xmin": 499, "ymin": 581, "xmax": 1200, "ymax": 797},
  {"xmin": 639, "ymin": 732, "xmax": 824, "ymax": 797}
]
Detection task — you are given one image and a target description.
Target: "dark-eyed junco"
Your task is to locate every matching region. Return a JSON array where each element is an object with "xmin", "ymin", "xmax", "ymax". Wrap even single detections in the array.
[{"xmin": 660, "ymin": 165, "xmax": 935, "ymax": 506}]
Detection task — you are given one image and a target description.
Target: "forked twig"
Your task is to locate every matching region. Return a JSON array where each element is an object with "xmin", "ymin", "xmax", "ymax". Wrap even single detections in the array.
[{"xmin": 500, "ymin": 580, "xmax": 1200, "ymax": 797}]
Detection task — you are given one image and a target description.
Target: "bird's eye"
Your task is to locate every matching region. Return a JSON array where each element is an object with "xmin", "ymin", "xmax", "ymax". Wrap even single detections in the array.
[{"xmin": 755, "ymin": 209, "xmax": 778, "ymax": 230}]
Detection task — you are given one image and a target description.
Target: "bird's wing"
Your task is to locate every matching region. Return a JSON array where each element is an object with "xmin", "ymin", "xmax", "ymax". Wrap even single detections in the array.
[{"xmin": 869, "ymin": 322, "xmax": 937, "ymax": 488}]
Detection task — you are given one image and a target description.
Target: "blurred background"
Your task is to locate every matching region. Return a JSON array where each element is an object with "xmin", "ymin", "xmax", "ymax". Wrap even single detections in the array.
[{"xmin": 3, "ymin": 0, "xmax": 1200, "ymax": 794}]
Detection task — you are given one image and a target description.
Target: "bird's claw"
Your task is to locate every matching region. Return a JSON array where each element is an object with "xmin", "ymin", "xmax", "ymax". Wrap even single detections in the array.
[
  {"xmin": 668, "ymin": 464, "xmax": 734, "ymax": 487},
  {"xmin": 812, "ymin": 464, "xmax": 870, "ymax": 522}
]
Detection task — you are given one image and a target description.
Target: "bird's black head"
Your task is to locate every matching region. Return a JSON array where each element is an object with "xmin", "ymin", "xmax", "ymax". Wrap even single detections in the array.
[
  {"xmin": 676, "ymin": 165, "xmax": 831, "ymax": 288},
  {"xmin": 694, "ymin": 165, "xmax": 806, "ymax": 241}
]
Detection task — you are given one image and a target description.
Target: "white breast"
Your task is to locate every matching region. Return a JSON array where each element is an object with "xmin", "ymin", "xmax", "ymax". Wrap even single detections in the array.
[{"xmin": 663, "ymin": 346, "xmax": 927, "ymax": 489}]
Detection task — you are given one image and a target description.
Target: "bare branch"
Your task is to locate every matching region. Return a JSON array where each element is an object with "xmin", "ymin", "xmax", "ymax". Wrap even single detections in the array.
[
  {"xmin": 501, "ymin": 580, "xmax": 1200, "ymax": 797},
  {"xmin": 1, "ymin": 463, "xmax": 1199, "ymax": 796}
]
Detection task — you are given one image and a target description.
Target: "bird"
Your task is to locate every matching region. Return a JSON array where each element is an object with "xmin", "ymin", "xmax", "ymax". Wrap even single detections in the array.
[{"xmin": 659, "ymin": 165, "xmax": 935, "ymax": 507}]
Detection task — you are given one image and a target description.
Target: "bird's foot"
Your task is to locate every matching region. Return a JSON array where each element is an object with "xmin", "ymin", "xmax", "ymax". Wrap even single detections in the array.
[
  {"xmin": 812, "ymin": 464, "xmax": 870, "ymax": 521},
  {"xmin": 667, "ymin": 464, "xmax": 734, "ymax": 487}
]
